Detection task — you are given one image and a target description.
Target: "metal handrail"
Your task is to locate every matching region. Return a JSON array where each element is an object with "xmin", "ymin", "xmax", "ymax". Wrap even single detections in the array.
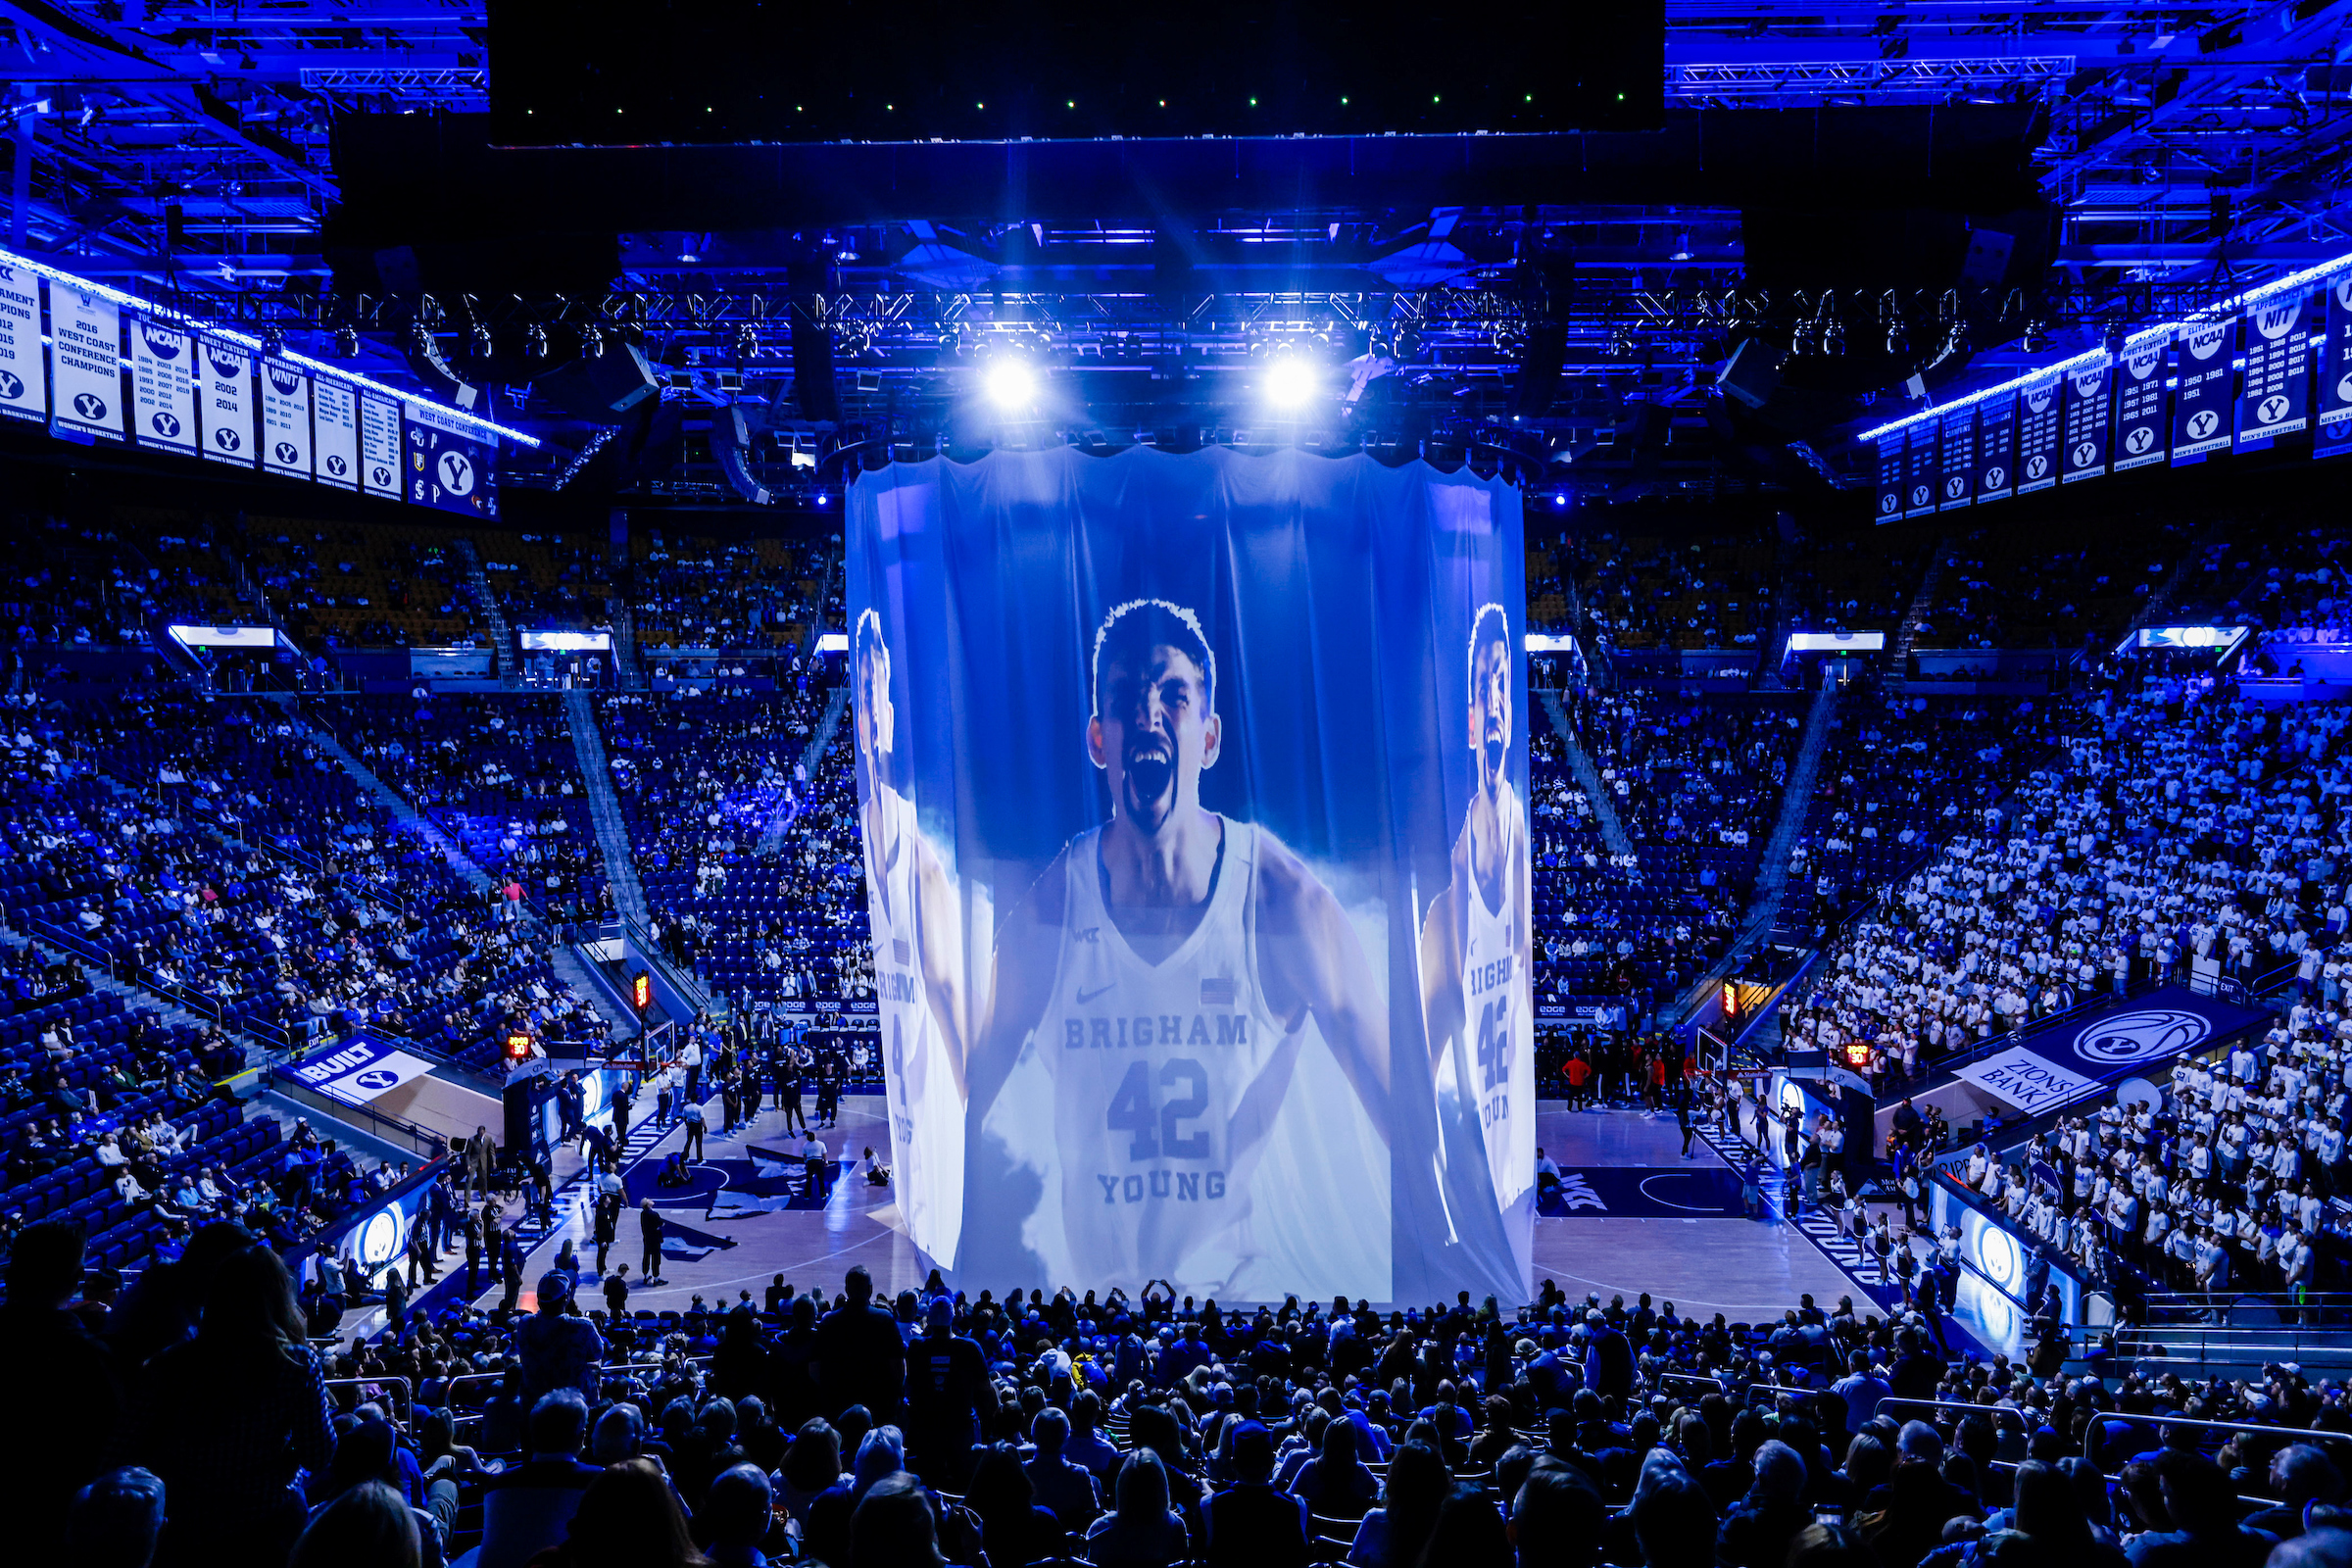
[{"xmin": 325, "ymin": 1374, "xmax": 416, "ymax": 1425}]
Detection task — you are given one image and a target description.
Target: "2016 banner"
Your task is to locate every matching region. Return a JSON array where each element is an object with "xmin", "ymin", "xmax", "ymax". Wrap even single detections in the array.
[
  {"xmin": 2238, "ymin": 292, "xmax": 2312, "ymax": 448},
  {"xmin": 846, "ymin": 446, "xmax": 1532, "ymax": 1302},
  {"xmin": 199, "ymin": 337, "xmax": 255, "ymax": 466},
  {"xmin": 0, "ymin": 266, "xmax": 46, "ymax": 424},
  {"xmin": 2173, "ymin": 318, "xmax": 2234, "ymax": 463},
  {"xmin": 261, "ymin": 360, "xmax": 314, "ymax": 478},
  {"xmin": 49, "ymin": 287, "xmax": 122, "ymax": 442},
  {"xmin": 128, "ymin": 317, "xmax": 197, "ymax": 454}
]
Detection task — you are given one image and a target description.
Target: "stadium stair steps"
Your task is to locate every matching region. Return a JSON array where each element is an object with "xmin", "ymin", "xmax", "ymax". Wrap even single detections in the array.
[
  {"xmin": 2123, "ymin": 512, "xmax": 2233, "ymax": 640},
  {"xmin": 564, "ymin": 689, "xmax": 649, "ymax": 926},
  {"xmin": 609, "ymin": 597, "xmax": 645, "ymax": 689},
  {"xmin": 454, "ymin": 538, "xmax": 516, "ymax": 683},
  {"xmin": 757, "ymin": 683, "xmax": 850, "ymax": 859},
  {"xmin": 289, "ymin": 701, "xmax": 499, "ymax": 897},
  {"xmin": 1888, "ymin": 536, "xmax": 1954, "ymax": 666},
  {"xmin": 549, "ymin": 943, "xmax": 640, "ymax": 1040},
  {"xmin": 1536, "ymin": 688, "xmax": 1635, "ymax": 859}
]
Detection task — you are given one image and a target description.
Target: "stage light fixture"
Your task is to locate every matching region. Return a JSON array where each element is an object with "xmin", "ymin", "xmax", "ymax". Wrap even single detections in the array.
[
  {"xmin": 984, "ymin": 356, "xmax": 1038, "ymax": 409},
  {"xmin": 1264, "ymin": 354, "xmax": 1317, "ymax": 408},
  {"xmin": 525, "ymin": 324, "xmax": 549, "ymax": 361},
  {"xmin": 583, "ymin": 326, "xmax": 606, "ymax": 359},
  {"xmin": 334, "ymin": 325, "xmax": 359, "ymax": 358}
]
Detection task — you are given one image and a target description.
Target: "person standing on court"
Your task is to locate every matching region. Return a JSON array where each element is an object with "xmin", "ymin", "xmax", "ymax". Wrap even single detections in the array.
[
  {"xmin": 681, "ymin": 1097, "xmax": 707, "ymax": 1161},
  {"xmin": 639, "ymin": 1199, "xmax": 666, "ymax": 1285}
]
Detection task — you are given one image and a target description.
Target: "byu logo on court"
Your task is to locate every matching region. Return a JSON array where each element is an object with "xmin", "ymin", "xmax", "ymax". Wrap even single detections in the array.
[
  {"xmin": 353, "ymin": 1067, "xmax": 399, "ymax": 1091},
  {"xmin": 2073, "ymin": 1008, "xmax": 2210, "ymax": 1066},
  {"xmin": 437, "ymin": 451, "xmax": 475, "ymax": 494}
]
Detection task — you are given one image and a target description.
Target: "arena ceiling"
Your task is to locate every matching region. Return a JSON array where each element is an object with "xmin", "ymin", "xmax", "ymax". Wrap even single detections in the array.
[{"xmin": 4, "ymin": 0, "xmax": 2352, "ymax": 502}]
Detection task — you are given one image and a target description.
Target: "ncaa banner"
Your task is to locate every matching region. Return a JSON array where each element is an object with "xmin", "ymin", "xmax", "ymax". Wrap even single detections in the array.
[
  {"xmin": 2172, "ymin": 318, "xmax": 2234, "ymax": 463},
  {"xmin": 260, "ymin": 360, "xmax": 313, "ymax": 478},
  {"xmin": 2016, "ymin": 375, "xmax": 2061, "ymax": 493},
  {"xmin": 198, "ymin": 336, "xmax": 255, "ymax": 466},
  {"xmin": 1874, "ymin": 432, "xmax": 1906, "ymax": 521},
  {"xmin": 1936, "ymin": 406, "xmax": 1975, "ymax": 510},
  {"xmin": 849, "ymin": 446, "xmax": 1532, "ymax": 1302},
  {"xmin": 1975, "ymin": 388, "xmax": 2016, "ymax": 503},
  {"xmin": 405, "ymin": 400, "xmax": 500, "ymax": 517},
  {"xmin": 2238, "ymin": 292, "xmax": 2312, "ymax": 447},
  {"xmin": 2112, "ymin": 336, "xmax": 2168, "ymax": 471},
  {"xmin": 359, "ymin": 393, "xmax": 402, "ymax": 496},
  {"xmin": 2318, "ymin": 278, "xmax": 2352, "ymax": 460},
  {"xmin": 127, "ymin": 316, "xmax": 197, "ymax": 454},
  {"xmin": 0, "ymin": 266, "xmax": 45, "ymax": 424},
  {"xmin": 2060, "ymin": 359, "xmax": 2111, "ymax": 483},
  {"xmin": 49, "ymin": 287, "xmax": 123, "ymax": 442},
  {"xmin": 313, "ymin": 376, "xmax": 360, "ymax": 490},
  {"xmin": 1903, "ymin": 417, "xmax": 1939, "ymax": 517}
]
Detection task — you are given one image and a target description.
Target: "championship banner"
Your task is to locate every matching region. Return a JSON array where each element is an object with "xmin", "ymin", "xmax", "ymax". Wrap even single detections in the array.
[
  {"xmin": 261, "ymin": 359, "xmax": 314, "ymax": 478},
  {"xmin": 313, "ymin": 376, "xmax": 359, "ymax": 489},
  {"xmin": 1903, "ymin": 417, "xmax": 1939, "ymax": 518},
  {"xmin": 2173, "ymin": 318, "xmax": 2234, "ymax": 463},
  {"xmin": 1875, "ymin": 432, "xmax": 1906, "ymax": 521},
  {"xmin": 127, "ymin": 316, "xmax": 197, "ymax": 453},
  {"xmin": 1975, "ymin": 388, "xmax": 2016, "ymax": 503},
  {"xmin": 359, "ymin": 392, "xmax": 402, "ymax": 496},
  {"xmin": 2317, "ymin": 278, "xmax": 2352, "ymax": 461},
  {"xmin": 2016, "ymin": 375, "xmax": 2061, "ymax": 493},
  {"xmin": 1936, "ymin": 405, "xmax": 1975, "ymax": 510},
  {"xmin": 2238, "ymin": 292, "xmax": 2313, "ymax": 448},
  {"xmin": 0, "ymin": 265, "xmax": 45, "ymax": 424},
  {"xmin": 2112, "ymin": 335, "xmax": 2168, "ymax": 471},
  {"xmin": 847, "ymin": 446, "xmax": 1532, "ymax": 1302},
  {"xmin": 2060, "ymin": 359, "xmax": 2111, "ymax": 483},
  {"xmin": 48, "ymin": 286, "xmax": 123, "ymax": 442},
  {"xmin": 404, "ymin": 400, "xmax": 500, "ymax": 517},
  {"xmin": 198, "ymin": 336, "xmax": 255, "ymax": 466}
]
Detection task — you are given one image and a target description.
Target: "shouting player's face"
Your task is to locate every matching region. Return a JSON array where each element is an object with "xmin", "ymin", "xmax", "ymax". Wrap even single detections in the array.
[
  {"xmin": 1090, "ymin": 644, "xmax": 1220, "ymax": 834},
  {"xmin": 1471, "ymin": 635, "xmax": 1511, "ymax": 789},
  {"xmin": 855, "ymin": 644, "xmax": 893, "ymax": 788}
]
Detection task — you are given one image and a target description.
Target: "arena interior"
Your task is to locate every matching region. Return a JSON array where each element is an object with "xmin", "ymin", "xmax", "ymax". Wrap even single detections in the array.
[{"xmin": 4, "ymin": 4, "xmax": 2352, "ymax": 1567}]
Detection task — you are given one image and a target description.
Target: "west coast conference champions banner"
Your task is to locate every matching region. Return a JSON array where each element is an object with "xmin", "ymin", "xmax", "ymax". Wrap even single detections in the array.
[
  {"xmin": 1876, "ymin": 270, "xmax": 2352, "ymax": 514},
  {"xmin": 845, "ymin": 447, "xmax": 1532, "ymax": 1303}
]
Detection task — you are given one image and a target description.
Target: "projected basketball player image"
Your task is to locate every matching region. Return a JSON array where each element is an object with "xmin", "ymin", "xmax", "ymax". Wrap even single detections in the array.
[
  {"xmin": 967, "ymin": 598, "xmax": 1393, "ymax": 1295},
  {"xmin": 854, "ymin": 610, "xmax": 969, "ymax": 1265},
  {"xmin": 1418, "ymin": 604, "xmax": 1533, "ymax": 1215}
]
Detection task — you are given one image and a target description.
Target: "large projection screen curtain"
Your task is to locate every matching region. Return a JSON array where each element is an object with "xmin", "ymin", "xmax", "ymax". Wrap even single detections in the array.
[{"xmin": 846, "ymin": 444, "xmax": 1531, "ymax": 1304}]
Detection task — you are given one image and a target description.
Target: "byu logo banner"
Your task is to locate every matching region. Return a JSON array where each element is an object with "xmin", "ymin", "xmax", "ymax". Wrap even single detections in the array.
[
  {"xmin": 49, "ymin": 288, "xmax": 123, "ymax": 442},
  {"xmin": 403, "ymin": 399, "xmax": 501, "ymax": 518},
  {"xmin": 313, "ymin": 376, "xmax": 360, "ymax": 490},
  {"xmin": 2237, "ymin": 292, "xmax": 2312, "ymax": 448},
  {"xmin": 1974, "ymin": 388, "xmax": 2016, "ymax": 503},
  {"xmin": 1904, "ymin": 417, "xmax": 1939, "ymax": 518},
  {"xmin": 2113, "ymin": 335, "xmax": 2168, "ymax": 471},
  {"xmin": 2318, "ymin": 278, "xmax": 2352, "ymax": 461},
  {"xmin": 260, "ymin": 360, "xmax": 313, "ymax": 478},
  {"xmin": 2172, "ymin": 318, "xmax": 2235, "ymax": 463},
  {"xmin": 127, "ymin": 316, "xmax": 198, "ymax": 454},
  {"xmin": 2060, "ymin": 360, "xmax": 2111, "ymax": 484},
  {"xmin": 2007, "ymin": 984, "xmax": 2265, "ymax": 1090},
  {"xmin": 198, "ymin": 336, "xmax": 256, "ymax": 466},
  {"xmin": 359, "ymin": 392, "xmax": 403, "ymax": 497},
  {"xmin": 1875, "ymin": 432, "xmax": 1905, "ymax": 521},
  {"xmin": 2015, "ymin": 375, "xmax": 2062, "ymax": 494},
  {"xmin": 1936, "ymin": 406, "xmax": 1976, "ymax": 511},
  {"xmin": 0, "ymin": 267, "xmax": 45, "ymax": 425}
]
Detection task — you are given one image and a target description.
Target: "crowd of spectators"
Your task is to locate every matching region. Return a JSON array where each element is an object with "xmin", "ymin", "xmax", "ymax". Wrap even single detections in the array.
[
  {"xmin": 0, "ymin": 511, "xmax": 254, "ymax": 652},
  {"xmin": 631, "ymin": 532, "xmax": 833, "ymax": 652},
  {"xmin": 480, "ymin": 531, "xmax": 617, "ymax": 635},
  {"xmin": 1913, "ymin": 525, "xmax": 2177, "ymax": 656},
  {"xmin": 1566, "ymin": 532, "xmax": 1783, "ymax": 653},
  {"xmin": 238, "ymin": 518, "xmax": 489, "ymax": 651}
]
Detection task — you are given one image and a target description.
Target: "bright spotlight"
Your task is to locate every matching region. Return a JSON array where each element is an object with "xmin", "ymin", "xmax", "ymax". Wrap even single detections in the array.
[
  {"xmin": 985, "ymin": 357, "xmax": 1038, "ymax": 408},
  {"xmin": 1264, "ymin": 356, "xmax": 1316, "ymax": 408}
]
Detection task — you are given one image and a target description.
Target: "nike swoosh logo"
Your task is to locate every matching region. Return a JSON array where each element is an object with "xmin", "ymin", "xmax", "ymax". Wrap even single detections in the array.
[{"xmin": 1076, "ymin": 984, "xmax": 1115, "ymax": 1005}]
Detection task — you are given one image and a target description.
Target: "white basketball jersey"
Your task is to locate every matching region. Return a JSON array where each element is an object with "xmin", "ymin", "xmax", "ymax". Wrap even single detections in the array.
[
  {"xmin": 1459, "ymin": 799, "xmax": 1532, "ymax": 1207},
  {"xmin": 1032, "ymin": 817, "xmax": 1301, "ymax": 1295},
  {"xmin": 864, "ymin": 786, "xmax": 963, "ymax": 1265}
]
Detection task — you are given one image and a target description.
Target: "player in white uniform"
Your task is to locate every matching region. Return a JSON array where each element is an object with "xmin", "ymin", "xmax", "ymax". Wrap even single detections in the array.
[
  {"xmin": 967, "ymin": 599, "xmax": 1393, "ymax": 1296},
  {"xmin": 854, "ymin": 610, "xmax": 969, "ymax": 1266},
  {"xmin": 1419, "ymin": 605, "xmax": 1534, "ymax": 1223}
]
